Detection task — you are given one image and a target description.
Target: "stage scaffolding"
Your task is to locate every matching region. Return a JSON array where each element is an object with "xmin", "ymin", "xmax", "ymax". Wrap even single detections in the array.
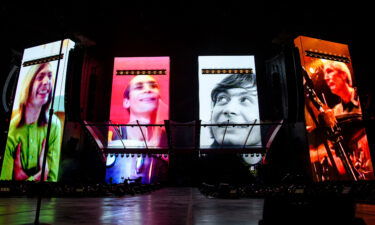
[{"xmin": 83, "ymin": 120, "xmax": 284, "ymax": 157}]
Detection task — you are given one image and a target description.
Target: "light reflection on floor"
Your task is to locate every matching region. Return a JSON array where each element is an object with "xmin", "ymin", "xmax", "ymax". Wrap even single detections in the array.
[{"xmin": 0, "ymin": 188, "xmax": 374, "ymax": 225}]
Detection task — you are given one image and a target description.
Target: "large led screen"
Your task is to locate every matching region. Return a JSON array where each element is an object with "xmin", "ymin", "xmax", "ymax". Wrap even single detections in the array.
[
  {"xmin": 295, "ymin": 36, "xmax": 374, "ymax": 181},
  {"xmin": 199, "ymin": 56, "xmax": 261, "ymax": 153},
  {"xmin": 0, "ymin": 39, "xmax": 75, "ymax": 182},
  {"xmin": 106, "ymin": 57, "xmax": 170, "ymax": 184},
  {"xmin": 109, "ymin": 57, "xmax": 169, "ymax": 148}
]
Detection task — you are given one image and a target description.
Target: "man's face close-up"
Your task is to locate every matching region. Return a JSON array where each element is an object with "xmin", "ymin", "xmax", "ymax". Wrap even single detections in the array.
[
  {"xmin": 323, "ymin": 63, "xmax": 349, "ymax": 98},
  {"xmin": 124, "ymin": 75, "xmax": 160, "ymax": 115},
  {"xmin": 29, "ymin": 65, "xmax": 53, "ymax": 107},
  {"xmin": 211, "ymin": 86, "xmax": 260, "ymax": 146}
]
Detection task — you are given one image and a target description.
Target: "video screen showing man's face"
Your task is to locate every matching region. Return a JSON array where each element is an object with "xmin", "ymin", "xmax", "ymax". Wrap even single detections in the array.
[
  {"xmin": 0, "ymin": 39, "xmax": 75, "ymax": 182},
  {"xmin": 109, "ymin": 57, "xmax": 169, "ymax": 149},
  {"xmin": 110, "ymin": 57, "xmax": 169, "ymax": 125},
  {"xmin": 198, "ymin": 56, "xmax": 261, "ymax": 149},
  {"xmin": 106, "ymin": 57, "xmax": 170, "ymax": 184},
  {"xmin": 294, "ymin": 35, "xmax": 374, "ymax": 181}
]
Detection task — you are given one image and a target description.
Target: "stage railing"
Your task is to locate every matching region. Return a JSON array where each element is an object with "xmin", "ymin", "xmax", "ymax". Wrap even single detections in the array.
[{"xmin": 83, "ymin": 120, "xmax": 284, "ymax": 155}]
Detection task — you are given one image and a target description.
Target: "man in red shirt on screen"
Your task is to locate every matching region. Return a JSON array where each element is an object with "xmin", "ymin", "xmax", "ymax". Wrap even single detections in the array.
[{"xmin": 113, "ymin": 75, "xmax": 166, "ymax": 147}]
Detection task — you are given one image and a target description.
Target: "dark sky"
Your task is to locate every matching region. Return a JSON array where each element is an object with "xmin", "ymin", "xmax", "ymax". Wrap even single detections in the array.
[
  {"xmin": 1, "ymin": 1, "xmax": 374, "ymax": 119},
  {"xmin": 1, "ymin": 1, "xmax": 371, "ymax": 51}
]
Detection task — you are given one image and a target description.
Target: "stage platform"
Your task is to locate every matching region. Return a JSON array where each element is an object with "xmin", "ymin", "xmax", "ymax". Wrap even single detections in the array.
[{"xmin": 0, "ymin": 187, "xmax": 374, "ymax": 225}]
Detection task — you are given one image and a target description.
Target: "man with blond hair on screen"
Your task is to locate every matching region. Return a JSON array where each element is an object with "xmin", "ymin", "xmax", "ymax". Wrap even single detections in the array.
[{"xmin": 1, "ymin": 62, "xmax": 61, "ymax": 182}]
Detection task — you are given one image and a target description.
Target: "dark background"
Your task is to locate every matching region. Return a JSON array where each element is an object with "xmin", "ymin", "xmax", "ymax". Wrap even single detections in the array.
[
  {"xmin": 2, "ymin": 1, "xmax": 374, "ymax": 120},
  {"xmin": 1, "ymin": 1, "xmax": 374, "ymax": 185}
]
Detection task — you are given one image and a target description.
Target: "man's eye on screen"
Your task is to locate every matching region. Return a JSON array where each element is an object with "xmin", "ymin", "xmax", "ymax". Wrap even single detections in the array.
[
  {"xmin": 240, "ymin": 96, "xmax": 252, "ymax": 104},
  {"xmin": 134, "ymin": 84, "xmax": 143, "ymax": 90},
  {"xmin": 217, "ymin": 95, "xmax": 229, "ymax": 105},
  {"xmin": 36, "ymin": 74, "xmax": 44, "ymax": 81},
  {"xmin": 325, "ymin": 68, "xmax": 334, "ymax": 74}
]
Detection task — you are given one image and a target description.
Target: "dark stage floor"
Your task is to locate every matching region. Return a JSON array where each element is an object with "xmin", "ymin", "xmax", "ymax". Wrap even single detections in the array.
[{"xmin": 1, "ymin": 188, "xmax": 375, "ymax": 225}]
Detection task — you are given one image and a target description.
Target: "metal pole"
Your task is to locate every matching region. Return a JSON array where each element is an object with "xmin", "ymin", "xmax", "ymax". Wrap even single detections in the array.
[
  {"xmin": 34, "ymin": 39, "xmax": 65, "ymax": 225},
  {"xmin": 242, "ymin": 119, "xmax": 257, "ymax": 149},
  {"xmin": 219, "ymin": 120, "xmax": 230, "ymax": 148},
  {"xmin": 136, "ymin": 120, "xmax": 149, "ymax": 149}
]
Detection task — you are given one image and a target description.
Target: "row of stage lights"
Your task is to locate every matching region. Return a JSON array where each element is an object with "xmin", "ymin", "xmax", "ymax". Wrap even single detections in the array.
[
  {"xmin": 202, "ymin": 68, "xmax": 253, "ymax": 74},
  {"xmin": 21, "ymin": 51, "xmax": 350, "ymax": 69},
  {"xmin": 200, "ymin": 153, "xmax": 264, "ymax": 157},
  {"xmin": 105, "ymin": 153, "xmax": 264, "ymax": 158},
  {"xmin": 23, "ymin": 54, "xmax": 64, "ymax": 67},
  {"xmin": 106, "ymin": 153, "xmax": 169, "ymax": 158},
  {"xmin": 116, "ymin": 69, "xmax": 167, "ymax": 75},
  {"xmin": 115, "ymin": 68, "xmax": 255, "ymax": 76},
  {"xmin": 305, "ymin": 50, "xmax": 350, "ymax": 63}
]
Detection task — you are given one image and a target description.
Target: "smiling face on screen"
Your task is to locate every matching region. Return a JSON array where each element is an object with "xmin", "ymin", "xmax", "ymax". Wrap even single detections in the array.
[
  {"xmin": 28, "ymin": 64, "xmax": 53, "ymax": 107},
  {"xmin": 124, "ymin": 75, "xmax": 160, "ymax": 117},
  {"xmin": 210, "ymin": 74, "xmax": 260, "ymax": 146}
]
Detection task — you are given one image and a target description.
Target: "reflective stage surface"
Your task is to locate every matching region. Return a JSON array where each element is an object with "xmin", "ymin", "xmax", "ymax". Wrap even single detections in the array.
[{"xmin": 0, "ymin": 188, "xmax": 374, "ymax": 225}]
